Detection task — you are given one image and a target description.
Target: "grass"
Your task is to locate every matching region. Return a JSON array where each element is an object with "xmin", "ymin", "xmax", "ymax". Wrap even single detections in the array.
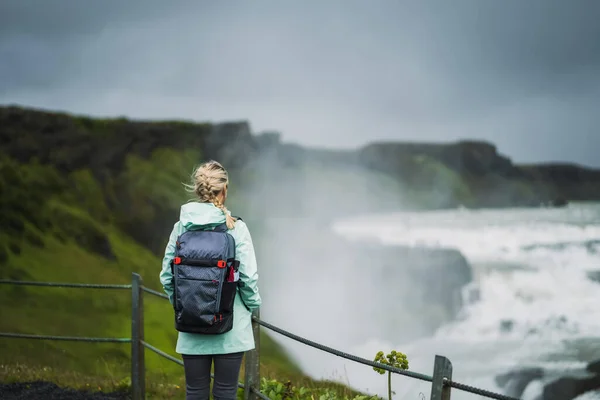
[
  {"xmin": 0, "ymin": 363, "xmax": 183, "ymax": 399},
  {"xmin": 0, "ymin": 127, "xmax": 392, "ymax": 398},
  {"xmin": 0, "ymin": 220, "xmax": 307, "ymax": 381},
  {"xmin": 0, "ymin": 179, "xmax": 365, "ymax": 398},
  {"xmin": 0, "ymin": 154, "xmax": 316, "ymax": 397},
  {"xmin": 0, "ymin": 362, "xmax": 379, "ymax": 400}
]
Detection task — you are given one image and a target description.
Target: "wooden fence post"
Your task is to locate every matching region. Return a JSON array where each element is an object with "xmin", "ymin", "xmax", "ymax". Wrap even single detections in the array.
[
  {"xmin": 244, "ymin": 308, "xmax": 260, "ymax": 400},
  {"xmin": 430, "ymin": 355, "xmax": 453, "ymax": 400},
  {"xmin": 131, "ymin": 273, "xmax": 146, "ymax": 400}
]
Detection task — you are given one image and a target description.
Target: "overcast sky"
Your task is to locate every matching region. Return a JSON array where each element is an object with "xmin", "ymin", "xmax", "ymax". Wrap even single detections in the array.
[{"xmin": 1, "ymin": 0, "xmax": 599, "ymax": 167}]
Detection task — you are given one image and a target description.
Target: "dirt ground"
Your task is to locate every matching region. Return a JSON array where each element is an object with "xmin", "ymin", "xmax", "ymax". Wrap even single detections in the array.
[{"xmin": 0, "ymin": 381, "xmax": 130, "ymax": 400}]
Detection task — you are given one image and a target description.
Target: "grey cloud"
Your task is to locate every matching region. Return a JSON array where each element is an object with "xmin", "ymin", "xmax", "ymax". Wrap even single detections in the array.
[
  {"xmin": 1, "ymin": 0, "xmax": 599, "ymax": 166},
  {"xmin": 0, "ymin": 0, "xmax": 191, "ymax": 37}
]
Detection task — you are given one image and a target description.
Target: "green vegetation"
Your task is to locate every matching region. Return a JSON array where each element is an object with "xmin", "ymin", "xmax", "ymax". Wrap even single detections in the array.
[
  {"xmin": 258, "ymin": 378, "xmax": 380, "ymax": 400},
  {"xmin": 0, "ymin": 141, "xmax": 379, "ymax": 398},
  {"xmin": 406, "ymin": 155, "xmax": 474, "ymax": 208},
  {"xmin": 0, "ymin": 152, "xmax": 187, "ymax": 382},
  {"xmin": 0, "ymin": 150, "xmax": 276, "ymax": 390},
  {"xmin": 373, "ymin": 351, "xmax": 409, "ymax": 400},
  {"xmin": 0, "ymin": 364, "xmax": 382, "ymax": 399}
]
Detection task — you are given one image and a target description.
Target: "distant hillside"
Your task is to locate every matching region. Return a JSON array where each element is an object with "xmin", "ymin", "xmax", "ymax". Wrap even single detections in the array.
[
  {"xmin": 4, "ymin": 105, "xmax": 599, "ymax": 218},
  {"xmin": 359, "ymin": 141, "xmax": 600, "ymax": 208}
]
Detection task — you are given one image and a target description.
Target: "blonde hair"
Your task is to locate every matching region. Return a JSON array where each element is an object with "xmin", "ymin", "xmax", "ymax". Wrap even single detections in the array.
[{"xmin": 185, "ymin": 160, "xmax": 237, "ymax": 229}]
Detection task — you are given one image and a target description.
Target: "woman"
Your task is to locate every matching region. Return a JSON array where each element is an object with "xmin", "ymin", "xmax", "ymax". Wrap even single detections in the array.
[{"xmin": 159, "ymin": 160, "xmax": 262, "ymax": 400}]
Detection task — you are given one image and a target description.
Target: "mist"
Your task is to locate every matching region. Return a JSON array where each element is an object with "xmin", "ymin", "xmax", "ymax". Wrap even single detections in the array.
[
  {"xmin": 220, "ymin": 130, "xmax": 600, "ymax": 398},
  {"xmin": 224, "ymin": 144, "xmax": 475, "ymax": 396}
]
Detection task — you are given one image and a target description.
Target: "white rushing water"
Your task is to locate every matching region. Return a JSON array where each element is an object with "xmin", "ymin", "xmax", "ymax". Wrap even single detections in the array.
[{"xmin": 269, "ymin": 202, "xmax": 600, "ymax": 399}]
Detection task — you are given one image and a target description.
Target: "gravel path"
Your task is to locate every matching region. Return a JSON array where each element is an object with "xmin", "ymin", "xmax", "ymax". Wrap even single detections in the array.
[{"xmin": 0, "ymin": 381, "xmax": 130, "ymax": 399}]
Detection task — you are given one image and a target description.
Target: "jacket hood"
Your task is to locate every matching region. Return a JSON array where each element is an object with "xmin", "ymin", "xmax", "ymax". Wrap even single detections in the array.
[{"xmin": 179, "ymin": 202, "xmax": 228, "ymax": 230}]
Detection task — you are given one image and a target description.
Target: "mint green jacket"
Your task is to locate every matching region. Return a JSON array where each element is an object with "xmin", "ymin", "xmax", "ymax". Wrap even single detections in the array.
[{"xmin": 159, "ymin": 202, "xmax": 262, "ymax": 355}]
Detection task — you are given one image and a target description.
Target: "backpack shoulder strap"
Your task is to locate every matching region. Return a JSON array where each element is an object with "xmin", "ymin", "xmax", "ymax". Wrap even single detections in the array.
[
  {"xmin": 212, "ymin": 223, "xmax": 229, "ymax": 232},
  {"xmin": 211, "ymin": 216, "xmax": 242, "ymax": 233}
]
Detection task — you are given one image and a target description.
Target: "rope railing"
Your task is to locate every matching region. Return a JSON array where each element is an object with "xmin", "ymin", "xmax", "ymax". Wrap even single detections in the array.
[
  {"xmin": 141, "ymin": 286, "xmax": 169, "ymax": 300},
  {"xmin": 0, "ymin": 332, "xmax": 131, "ymax": 343},
  {"xmin": 0, "ymin": 277, "xmax": 520, "ymax": 400},
  {"xmin": 0, "ymin": 279, "xmax": 131, "ymax": 289},
  {"xmin": 253, "ymin": 317, "xmax": 433, "ymax": 383},
  {"xmin": 252, "ymin": 318, "xmax": 519, "ymax": 400},
  {"xmin": 141, "ymin": 340, "xmax": 183, "ymax": 366},
  {"xmin": 141, "ymin": 339, "xmax": 246, "ymax": 391}
]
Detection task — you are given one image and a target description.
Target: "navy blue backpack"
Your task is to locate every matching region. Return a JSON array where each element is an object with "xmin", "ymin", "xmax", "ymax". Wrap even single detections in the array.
[{"xmin": 171, "ymin": 219, "xmax": 248, "ymax": 334}]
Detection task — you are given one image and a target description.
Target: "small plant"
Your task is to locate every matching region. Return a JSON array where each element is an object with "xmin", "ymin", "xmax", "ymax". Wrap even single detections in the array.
[
  {"xmin": 260, "ymin": 378, "xmax": 307, "ymax": 400},
  {"xmin": 258, "ymin": 377, "xmax": 381, "ymax": 400},
  {"xmin": 373, "ymin": 350, "xmax": 409, "ymax": 400}
]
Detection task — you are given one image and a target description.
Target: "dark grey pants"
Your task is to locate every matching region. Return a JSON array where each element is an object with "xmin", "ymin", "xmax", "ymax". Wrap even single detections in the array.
[{"xmin": 182, "ymin": 352, "xmax": 244, "ymax": 400}]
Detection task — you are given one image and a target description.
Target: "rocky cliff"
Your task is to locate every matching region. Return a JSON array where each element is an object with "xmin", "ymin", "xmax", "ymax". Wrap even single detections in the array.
[
  {"xmin": 358, "ymin": 140, "xmax": 600, "ymax": 208},
  {"xmin": 3, "ymin": 105, "xmax": 599, "ymax": 213}
]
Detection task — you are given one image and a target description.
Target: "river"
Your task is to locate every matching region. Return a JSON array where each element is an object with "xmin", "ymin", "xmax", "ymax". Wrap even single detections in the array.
[{"xmin": 263, "ymin": 202, "xmax": 600, "ymax": 399}]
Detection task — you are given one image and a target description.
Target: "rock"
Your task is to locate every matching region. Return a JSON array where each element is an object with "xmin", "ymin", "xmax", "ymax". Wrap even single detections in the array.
[
  {"xmin": 495, "ymin": 367, "xmax": 544, "ymax": 398},
  {"xmin": 359, "ymin": 140, "xmax": 516, "ymax": 177},
  {"xmin": 549, "ymin": 197, "xmax": 569, "ymax": 207},
  {"xmin": 523, "ymin": 240, "xmax": 600, "ymax": 255},
  {"xmin": 587, "ymin": 270, "xmax": 600, "ymax": 284},
  {"xmin": 586, "ymin": 241, "xmax": 600, "ymax": 254},
  {"xmin": 356, "ymin": 243, "xmax": 474, "ymax": 340},
  {"xmin": 496, "ymin": 361, "xmax": 600, "ymax": 400},
  {"xmin": 588, "ymin": 359, "xmax": 600, "ymax": 374},
  {"xmin": 500, "ymin": 319, "xmax": 515, "ymax": 333},
  {"xmin": 356, "ymin": 139, "xmax": 600, "ymax": 208},
  {"xmin": 521, "ymin": 163, "xmax": 600, "ymax": 204},
  {"xmin": 256, "ymin": 218, "xmax": 474, "ymax": 344},
  {"xmin": 389, "ymin": 246, "xmax": 473, "ymax": 315},
  {"xmin": 206, "ymin": 121, "xmax": 257, "ymax": 169},
  {"xmin": 543, "ymin": 374, "xmax": 600, "ymax": 400},
  {"xmin": 521, "ymin": 163, "xmax": 600, "ymax": 185},
  {"xmin": 463, "ymin": 284, "xmax": 480, "ymax": 304},
  {"xmin": 255, "ymin": 131, "xmax": 282, "ymax": 149}
]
